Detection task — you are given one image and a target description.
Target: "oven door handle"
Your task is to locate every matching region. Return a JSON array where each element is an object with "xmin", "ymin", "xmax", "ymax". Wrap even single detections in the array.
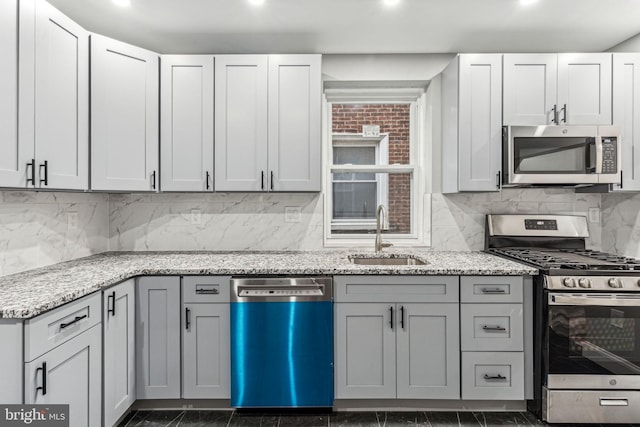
[{"xmin": 550, "ymin": 294, "xmax": 640, "ymax": 307}]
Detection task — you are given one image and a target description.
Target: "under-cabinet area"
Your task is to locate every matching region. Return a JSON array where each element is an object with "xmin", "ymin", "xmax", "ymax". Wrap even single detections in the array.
[{"xmin": 0, "ymin": 265, "xmax": 535, "ymax": 427}]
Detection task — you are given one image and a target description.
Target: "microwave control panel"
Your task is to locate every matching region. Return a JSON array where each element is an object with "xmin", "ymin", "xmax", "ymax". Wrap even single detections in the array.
[{"xmin": 601, "ymin": 137, "xmax": 617, "ymax": 174}]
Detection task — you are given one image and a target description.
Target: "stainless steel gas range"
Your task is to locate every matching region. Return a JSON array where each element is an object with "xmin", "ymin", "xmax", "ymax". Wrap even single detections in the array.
[{"xmin": 486, "ymin": 214, "xmax": 640, "ymax": 425}]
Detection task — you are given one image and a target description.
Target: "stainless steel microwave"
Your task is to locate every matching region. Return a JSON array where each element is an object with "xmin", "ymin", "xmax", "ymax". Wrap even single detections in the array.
[{"xmin": 502, "ymin": 125, "xmax": 621, "ymax": 186}]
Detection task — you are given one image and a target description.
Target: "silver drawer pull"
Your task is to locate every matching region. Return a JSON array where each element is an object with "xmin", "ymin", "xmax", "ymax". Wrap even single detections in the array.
[
  {"xmin": 481, "ymin": 287, "xmax": 506, "ymax": 294},
  {"xmin": 600, "ymin": 398, "xmax": 629, "ymax": 407},
  {"xmin": 196, "ymin": 288, "xmax": 219, "ymax": 295},
  {"xmin": 482, "ymin": 325, "xmax": 506, "ymax": 332},
  {"xmin": 484, "ymin": 374, "xmax": 507, "ymax": 381}
]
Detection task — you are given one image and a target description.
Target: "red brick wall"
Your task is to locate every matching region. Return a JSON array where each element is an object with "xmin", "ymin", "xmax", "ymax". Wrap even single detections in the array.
[{"xmin": 332, "ymin": 104, "xmax": 411, "ymax": 233}]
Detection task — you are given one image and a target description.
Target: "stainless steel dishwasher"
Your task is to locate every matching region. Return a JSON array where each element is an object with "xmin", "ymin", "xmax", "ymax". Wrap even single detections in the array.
[{"xmin": 230, "ymin": 277, "xmax": 333, "ymax": 408}]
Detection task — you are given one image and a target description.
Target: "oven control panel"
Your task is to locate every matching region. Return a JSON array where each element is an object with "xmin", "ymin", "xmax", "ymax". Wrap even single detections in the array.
[
  {"xmin": 524, "ymin": 219, "xmax": 558, "ymax": 230},
  {"xmin": 546, "ymin": 275, "xmax": 640, "ymax": 291}
]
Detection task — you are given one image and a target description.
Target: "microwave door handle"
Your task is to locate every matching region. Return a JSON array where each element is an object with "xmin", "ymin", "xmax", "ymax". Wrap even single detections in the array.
[{"xmin": 594, "ymin": 136, "xmax": 603, "ymax": 174}]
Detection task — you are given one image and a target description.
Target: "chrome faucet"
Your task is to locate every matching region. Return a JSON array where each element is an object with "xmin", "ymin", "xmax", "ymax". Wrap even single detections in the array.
[{"xmin": 375, "ymin": 204, "xmax": 393, "ymax": 253}]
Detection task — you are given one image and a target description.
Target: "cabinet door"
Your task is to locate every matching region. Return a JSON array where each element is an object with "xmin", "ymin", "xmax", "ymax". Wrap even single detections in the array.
[
  {"xmin": 396, "ymin": 303, "xmax": 459, "ymax": 399},
  {"xmin": 503, "ymin": 54, "xmax": 557, "ymax": 125},
  {"xmin": 33, "ymin": 0, "xmax": 88, "ymax": 190},
  {"xmin": 25, "ymin": 325, "xmax": 101, "ymax": 427},
  {"xmin": 103, "ymin": 279, "xmax": 135, "ymax": 427},
  {"xmin": 91, "ymin": 35, "xmax": 159, "ymax": 191},
  {"xmin": 214, "ymin": 55, "xmax": 268, "ymax": 191},
  {"xmin": 557, "ymin": 53, "xmax": 612, "ymax": 125},
  {"xmin": 0, "ymin": 0, "xmax": 29, "ymax": 188},
  {"xmin": 267, "ymin": 55, "xmax": 321, "ymax": 191},
  {"xmin": 613, "ymin": 53, "xmax": 640, "ymax": 191},
  {"xmin": 458, "ymin": 54, "xmax": 503, "ymax": 192},
  {"xmin": 136, "ymin": 276, "xmax": 180, "ymax": 399},
  {"xmin": 183, "ymin": 303, "xmax": 230, "ymax": 398},
  {"xmin": 161, "ymin": 55, "xmax": 214, "ymax": 192},
  {"xmin": 335, "ymin": 303, "xmax": 396, "ymax": 399}
]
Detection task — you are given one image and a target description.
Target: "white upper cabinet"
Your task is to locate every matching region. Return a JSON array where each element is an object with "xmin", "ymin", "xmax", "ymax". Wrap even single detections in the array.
[
  {"xmin": 0, "ymin": 0, "xmax": 23, "ymax": 187},
  {"xmin": 161, "ymin": 55, "xmax": 214, "ymax": 192},
  {"xmin": 215, "ymin": 54, "xmax": 321, "ymax": 192},
  {"xmin": 503, "ymin": 54, "xmax": 557, "ymax": 126},
  {"xmin": 612, "ymin": 53, "xmax": 640, "ymax": 191},
  {"xmin": 268, "ymin": 55, "xmax": 322, "ymax": 191},
  {"xmin": 91, "ymin": 34, "xmax": 159, "ymax": 192},
  {"xmin": 215, "ymin": 55, "xmax": 269, "ymax": 192},
  {"xmin": 503, "ymin": 53, "xmax": 612, "ymax": 125},
  {"xmin": 8, "ymin": 0, "xmax": 89, "ymax": 190},
  {"xmin": 442, "ymin": 54, "xmax": 502, "ymax": 193},
  {"xmin": 33, "ymin": 0, "xmax": 88, "ymax": 190}
]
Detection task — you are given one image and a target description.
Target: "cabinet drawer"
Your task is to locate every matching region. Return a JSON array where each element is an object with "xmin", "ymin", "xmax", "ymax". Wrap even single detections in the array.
[
  {"xmin": 182, "ymin": 276, "xmax": 230, "ymax": 303},
  {"xmin": 334, "ymin": 276, "xmax": 459, "ymax": 303},
  {"xmin": 462, "ymin": 352, "xmax": 524, "ymax": 400},
  {"xmin": 25, "ymin": 292, "xmax": 101, "ymax": 362},
  {"xmin": 460, "ymin": 276, "xmax": 523, "ymax": 303},
  {"xmin": 461, "ymin": 304, "xmax": 523, "ymax": 351}
]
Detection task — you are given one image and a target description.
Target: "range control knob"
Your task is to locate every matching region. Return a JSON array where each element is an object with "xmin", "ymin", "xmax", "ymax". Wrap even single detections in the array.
[
  {"xmin": 562, "ymin": 277, "xmax": 576, "ymax": 288},
  {"xmin": 578, "ymin": 278, "xmax": 591, "ymax": 288},
  {"xmin": 608, "ymin": 278, "xmax": 622, "ymax": 289}
]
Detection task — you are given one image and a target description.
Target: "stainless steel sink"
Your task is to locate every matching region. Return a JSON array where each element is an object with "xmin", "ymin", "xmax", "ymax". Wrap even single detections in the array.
[{"xmin": 348, "ymin": 256, "xmax": 427, "ymax": 266}]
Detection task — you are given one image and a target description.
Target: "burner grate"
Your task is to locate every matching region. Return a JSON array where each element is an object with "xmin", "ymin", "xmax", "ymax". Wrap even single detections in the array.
[{"xmin": 489, "ymin": 248, "xmax": 640, "ymax": 271}]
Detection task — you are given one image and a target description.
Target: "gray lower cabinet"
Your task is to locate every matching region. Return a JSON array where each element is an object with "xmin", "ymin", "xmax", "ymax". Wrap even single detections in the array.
[
  {"xmin": 103, "ymin": 279, "xmax": 136, "ymax": 427},
  {"xmin": 396, "ymin": 303, "xmax": 459, "ymax": 399},
  {"xmin": 181, "ymin": 275, "xmax": 231, "ymax": 399},
  {"xmin": 335, "ymin": 302, "xmax": 459, "ymax": 400},
  {"xmin": 460, "ymin": 276, "xmax": 527, "ymax": 400},
  {"xmin": 334, "ymin": 276, "xmax": 460, "ymax": 400},
  {"xmin": 335, "ymin": 303, "xmax": 396, "ymax": 399},
  {"xmin": 24, "ymin": 324, "xmax": 102, "ymax": 427},
  {"xmin": 182, "ymin": 303, "xmax": 230, "ymax": 398},
  {"xmin": 136, "ymin": 276, "xmax": 181, "ymax": 399}
]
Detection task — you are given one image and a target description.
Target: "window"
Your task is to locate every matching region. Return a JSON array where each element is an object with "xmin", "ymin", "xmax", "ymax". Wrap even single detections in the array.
[
  {"xmin": 331, "ymin": 136, "xmax": 388, "ymax": 232},
  {"xmin": 323, "ymin": 91, "xmax": 429, "ymax": 247}
]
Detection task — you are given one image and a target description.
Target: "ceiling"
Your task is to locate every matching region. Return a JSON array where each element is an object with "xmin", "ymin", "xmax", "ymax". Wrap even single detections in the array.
[{"xmin": 47, "ymin": 0, "xmax": 640, "ymax": 54}]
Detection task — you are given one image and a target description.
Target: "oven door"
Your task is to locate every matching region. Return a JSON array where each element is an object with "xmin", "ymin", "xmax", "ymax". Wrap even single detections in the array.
[{"xmin": 546, "ymin": 292, "xmax": 640, "ymax": 390}]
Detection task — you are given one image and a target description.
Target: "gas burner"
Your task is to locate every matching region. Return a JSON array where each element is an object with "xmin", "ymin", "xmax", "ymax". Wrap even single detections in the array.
[{"xmin": 489, "ymin": 248, "xmax": 640, "ymax": 271}]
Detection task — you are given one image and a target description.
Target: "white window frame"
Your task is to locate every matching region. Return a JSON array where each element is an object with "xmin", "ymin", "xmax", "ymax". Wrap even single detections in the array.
[
  {"xmin": 331, "ymin": 134, "xmax": 388, "ymax": 231},
  {"xmin": 322, "ymin": 87, "xmax": 431, "ymax": 248}
]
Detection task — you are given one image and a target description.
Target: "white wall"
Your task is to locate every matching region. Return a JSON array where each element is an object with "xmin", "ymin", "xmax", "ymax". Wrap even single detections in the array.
[
  {"xmin": 322, "ymin": 54, "xmax": 455, "ymax": 82},
  {"xmin": 608, "ymin": 32, "xmax": 640, "ymax": 52},
  {"xmin": 0, "ymin": 191, "xmax": 109, "ymax": 276}
]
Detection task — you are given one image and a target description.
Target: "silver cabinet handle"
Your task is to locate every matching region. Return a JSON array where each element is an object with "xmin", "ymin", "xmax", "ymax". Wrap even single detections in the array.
[
  {"xmin": 481, "ymin": 287, "xmax": 506, "ymax": 294},
  {"xmin": 482, "ymin": 325, "xmax": 506, "ymax": 332},
  {"xmin": 196, "ymin": 288, "xmax": 219, "ymax": 295},
  {"xmin": 484, "ymin": 374, "xmax": 507, "ymax": 381}
]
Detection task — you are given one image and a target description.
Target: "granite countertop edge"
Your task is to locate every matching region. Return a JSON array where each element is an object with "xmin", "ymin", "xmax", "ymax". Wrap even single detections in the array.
[{"xmin": 0, "ymin": 251, "xmax": 538, "ymax": 319}]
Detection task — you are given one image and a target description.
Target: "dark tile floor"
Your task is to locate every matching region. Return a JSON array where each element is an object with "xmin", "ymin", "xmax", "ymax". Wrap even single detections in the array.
[{"xmin": 117, "ymin": 410, "xmax": 638, "ymax": 426}]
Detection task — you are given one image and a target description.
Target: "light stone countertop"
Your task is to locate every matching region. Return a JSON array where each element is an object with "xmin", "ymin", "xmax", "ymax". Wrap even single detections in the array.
[{"xmin": 0, "ymin": 250, "xmax": 537, "ymax": 319}]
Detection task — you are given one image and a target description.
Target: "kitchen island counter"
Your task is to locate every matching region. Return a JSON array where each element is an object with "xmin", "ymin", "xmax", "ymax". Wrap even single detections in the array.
[{"xmin": 0, "ymin": 250, "xmax": 537, "ymax": 318}]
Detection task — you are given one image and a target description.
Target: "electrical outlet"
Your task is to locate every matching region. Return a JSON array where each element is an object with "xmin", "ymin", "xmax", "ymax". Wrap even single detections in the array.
[
  {"xmin": 588, "ymin": 207, "xmax": 600, "ymax": 223},
  {"xmin": 67, "ymin": 212, "xmax": 79, "ymax": 229},
  {"xmin": 190, "ymin": 209, "xmax": 202, "ymax": 225},
  {"xmin": 285, "ymin": 206, "xmax": 301, "ymax": 223}
]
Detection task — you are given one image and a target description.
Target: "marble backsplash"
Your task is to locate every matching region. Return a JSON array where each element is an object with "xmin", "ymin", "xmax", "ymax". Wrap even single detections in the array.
[
  {"xmin": 109, "ymin": 193, "xmax": 326, "ymax": 251},
  {"xmin": 0, "ymin": 187, "xmax": 607, "ymax": 276},
  {"xmin": 0, "ymin": 191, "xmax": 109, "ymax": 276},
  {"xmin": 432, "ymin": 188, "xmax": 603, "ymax": 251},
  {"xmin": 109, "ymin": 188, "xmax": 603, "ymax": 253},
  {"xmin": 601, "ymin": 192, "xmax": 640, "ymax": 258}
]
